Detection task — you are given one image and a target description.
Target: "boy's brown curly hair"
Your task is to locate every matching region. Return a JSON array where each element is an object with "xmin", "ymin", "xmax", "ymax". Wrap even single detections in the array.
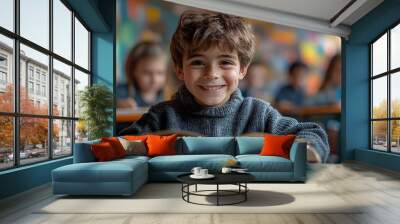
[{"xmin": 170, "ymin": 10, "xmax": 255, "ymax": 69}]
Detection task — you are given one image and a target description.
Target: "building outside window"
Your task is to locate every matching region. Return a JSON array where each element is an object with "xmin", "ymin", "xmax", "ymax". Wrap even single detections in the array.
[
  {"xmin": 41, "ymin": 73, "xmax": 46, "ymax": 83},
  {"xmin": 28, "ymin": 81, "xmax": 34, "ymax": 94},
  {"xmin": 0, "ymin": 54, "xmax": 7, "ymax": 89},
  {"xmin": 35, "ymin": 70, "xmax": 40, "ymax": 81},
  {"xmin": 42, "ymin": 85, "xmax": 46, "ymax": 97},
  {"xmin": 35, "ymin": 83, "xmax": 40, "ymax": 95},
  {"xmin": 0, "ymin": 71, "xmax": 7, "ymax": 93},
  {"xmin": 0, "ymin": 54, "xmax": 7, "ymax": 67},
  {"xmin": 28, "ymin": 66, "xmax": 34, "ymax": 80},
  {"xmin": 54, "ymin": 88, "xmax": 58, "ymax": 102},
  {"xmin": 0, "ymin": 71, "xmax": 6, "ymax": 84}
]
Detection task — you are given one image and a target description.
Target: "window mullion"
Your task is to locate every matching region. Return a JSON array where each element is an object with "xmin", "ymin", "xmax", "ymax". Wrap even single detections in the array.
[
  {"xmin": 13, "ymin": 0, "xmax": 20, "ymax": 167},
  {"xmin": 71, "ymin": 11, "xmax": 76, "ymax": 155},
  {"xmin": 48, "ymin": 0, "xmax": 53, "ymax": 160},
  {"xmin": 370, "ymin": 45, "xmax": 373, "ymax": 149},
  {"xmin": 388, "ymin": 30, "xmax": 391, "ymax": 153}
]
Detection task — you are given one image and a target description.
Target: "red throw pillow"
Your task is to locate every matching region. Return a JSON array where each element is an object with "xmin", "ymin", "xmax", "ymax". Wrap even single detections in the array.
[
  {"xmin": 91, "ymin": 142, "xmax": 118, "ymax": 161},
  {"xmin": 101, "ymin": 137, "xmax": 126, "ymax": 158},
  {"xmin": 259, "ymin": 134, "xmax": 296, "ymax": 159},
  {"xmin": 146, "ymin": 134, "xmax": 177, "ymax": 157}
]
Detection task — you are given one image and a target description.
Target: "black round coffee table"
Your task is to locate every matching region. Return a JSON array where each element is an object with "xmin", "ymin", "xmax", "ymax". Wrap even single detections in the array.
[{"xmin": 177, "ymin": 173, "xmax": 255, "ymax": 206}]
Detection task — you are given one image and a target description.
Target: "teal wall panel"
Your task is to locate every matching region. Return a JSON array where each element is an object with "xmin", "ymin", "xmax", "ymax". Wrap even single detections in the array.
[
  {"xmin": 0, "ymin": 158, "xmax": 72, "ymax": 199},
  {"xmin": 355, "ymin": 149, "xmax": 400, "ymax": 172}
]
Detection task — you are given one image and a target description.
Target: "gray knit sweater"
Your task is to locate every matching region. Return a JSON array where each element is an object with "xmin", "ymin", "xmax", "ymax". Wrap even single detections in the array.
[{"xmin": 120, "ymin": 86, "xmax": 330, "ymax": 162}]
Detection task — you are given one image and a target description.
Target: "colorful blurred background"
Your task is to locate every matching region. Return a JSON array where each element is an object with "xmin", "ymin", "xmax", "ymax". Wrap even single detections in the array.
[{"xmin": 116, "ymin": 0, "xmax": 341, "ymax": 162}]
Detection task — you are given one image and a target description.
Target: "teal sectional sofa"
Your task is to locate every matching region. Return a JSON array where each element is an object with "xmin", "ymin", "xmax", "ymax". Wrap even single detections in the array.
[{"xmin": 52, "ymin": 137, "xmax": 307, "ymax": 196}]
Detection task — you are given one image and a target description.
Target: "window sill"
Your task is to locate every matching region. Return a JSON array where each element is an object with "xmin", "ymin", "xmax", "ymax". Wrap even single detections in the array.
[
  {"xmin": 355, "ymin": 148, "xmax": 400, "ymax": 172},
  {"xmin": 0, "ymin": 156, "xmax": 72, "ymax": 176}
]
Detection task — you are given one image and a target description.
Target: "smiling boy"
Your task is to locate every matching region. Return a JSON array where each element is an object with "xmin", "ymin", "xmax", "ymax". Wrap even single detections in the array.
[{"xmin": 120, "ymin": 10, "xmax": 330, "ymax": 162}]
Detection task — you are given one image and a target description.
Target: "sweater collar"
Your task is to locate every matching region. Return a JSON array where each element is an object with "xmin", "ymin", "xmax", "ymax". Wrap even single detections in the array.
[{"xmin": 174, "ymin": 85, "xmax": 243, "ymax": 117}]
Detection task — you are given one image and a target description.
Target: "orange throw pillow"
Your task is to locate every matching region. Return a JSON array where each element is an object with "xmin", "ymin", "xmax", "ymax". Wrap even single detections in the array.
[
  {"xmin": 146, "ymin": 134, "xmax": 177, "ymax": 157},
  {"xmin": 91, "ymin": 142, "xmax": 117, "ymax": 161},
  {"xmin": 259, "ymin": 134, "xmax": 296, "ymax": 159},
  {"xmin": 101, "ymin": 137, "xmax": 126, "ymax": 158},
  {"xmin": 123, "ymin": 135, "xmax": 148, "ymax": 141}
]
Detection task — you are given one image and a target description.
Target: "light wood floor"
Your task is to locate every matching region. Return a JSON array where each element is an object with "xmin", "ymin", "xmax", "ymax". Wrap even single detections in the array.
[{"xmin": 1, "ymin": 162, "xmax": 400, "ymax": 224}]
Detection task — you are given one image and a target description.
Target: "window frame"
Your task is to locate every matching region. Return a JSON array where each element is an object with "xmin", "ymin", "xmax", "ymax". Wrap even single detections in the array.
[
  {"xmin": 0, "ymin": 0, "xmax": 92, "ymax": 171},
  {"xmin": 370, "ymin": 20, "xmax": 400, "ymax": 154}
]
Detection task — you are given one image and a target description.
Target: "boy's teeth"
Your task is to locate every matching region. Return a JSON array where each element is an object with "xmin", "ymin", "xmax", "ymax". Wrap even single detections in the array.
[{"xmin": 201, "ymin": 85, "xmax": 223, "ymax": 90}]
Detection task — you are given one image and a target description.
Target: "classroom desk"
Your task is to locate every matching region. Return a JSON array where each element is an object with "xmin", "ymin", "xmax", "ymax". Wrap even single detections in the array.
[
  {"xmin": 297, "ymin": 104, "xmax": 341, "ymax": 118},
  {"xmin": 116, "ymin": 113, "xmax": 143, "ymax": 123},
  {"xmin": 116, "ymin": 105, "xmax": 341, "ymax": 123}
]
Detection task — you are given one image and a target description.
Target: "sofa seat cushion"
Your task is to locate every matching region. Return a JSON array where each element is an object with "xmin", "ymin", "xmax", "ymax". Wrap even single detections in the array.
[
  {"xmin": 115, "ymin": 155, "xmax": 150, "ymax": 163},
  {"xmin": 236, "ymin": 155, "xmax": 293, "ymax": 172},
  {"xmin": 149, "ymin": 154, "xmax": 235, "ymax": 172},
  {"xmin": 52, "ymin": 159, "xmax": 147, "ymax": 183}
]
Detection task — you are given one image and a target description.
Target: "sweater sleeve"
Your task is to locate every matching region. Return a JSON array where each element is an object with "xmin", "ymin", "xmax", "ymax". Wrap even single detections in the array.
[
  {"xmin": 118, "ymin": 107, "xmax": 161, "ymax": 136},
  {"xmin": 264, "ymin": 105, "xmax": 330, "ymax": 162}
]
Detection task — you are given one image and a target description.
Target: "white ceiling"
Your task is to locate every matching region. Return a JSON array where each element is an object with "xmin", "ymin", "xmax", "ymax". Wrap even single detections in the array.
[
  {"xmin": 225, "ymin": 0, "xmax": 353, "ymax": 23},
  {"xmin": 164, "ymin": 0, "xmax": 384, "ymax": 38}
]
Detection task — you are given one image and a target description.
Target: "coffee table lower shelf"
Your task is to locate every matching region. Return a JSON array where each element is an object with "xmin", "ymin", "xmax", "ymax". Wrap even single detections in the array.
[{"xmin": 181, "ymin": 183, "xmax": 249, "ymax": 206}]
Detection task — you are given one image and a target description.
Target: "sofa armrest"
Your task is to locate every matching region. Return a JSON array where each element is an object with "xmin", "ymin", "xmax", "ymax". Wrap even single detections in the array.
[
  {"xmin": 73, "ymin": 140, "xmax": 100, "ymax": 163},
  {"xmin": 289, "ymin": 141, "xmax": 307, "ymax": 181}
]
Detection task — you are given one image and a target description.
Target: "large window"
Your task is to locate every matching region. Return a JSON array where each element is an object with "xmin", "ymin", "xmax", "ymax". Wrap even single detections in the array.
[
  {"xmin": 0, "ymin": 0, "xmax": 91, "ymax": 171},
  {"xmin": 370, "ymin": 22, "xmax": 400, "ymax": 154}
]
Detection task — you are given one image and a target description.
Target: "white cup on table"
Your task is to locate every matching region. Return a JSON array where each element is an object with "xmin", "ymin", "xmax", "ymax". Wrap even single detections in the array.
[
  {"xmin": 191, "ymin": 167, "xmax": 202, "ymax": 176},
  {"xmin": 221, "ymin": 167, "xmax": 232, "ymax": 173},
  {"xmin": 199, "ymin": 169, "xmax": 208, "ymax": 176}
]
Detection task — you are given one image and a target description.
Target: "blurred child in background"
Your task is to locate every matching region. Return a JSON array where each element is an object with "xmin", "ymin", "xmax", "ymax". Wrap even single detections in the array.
[
  {"xmin": 275, "ymin": 61, "xmax": 308, "ymax": 116},
  {"xmin": 117, "ymin": 41, "xmax": 168, "ymax": 112},
  {"xmin": 310, "ymin": 54, "xmax": 342, "ymax": 162},
  {"xmin": 241, "ymin": 61, "xmax": 279, "ymax": 103},
  {"xmin": 312, "ymin": 54, "xmax": 341, "ymax": 107}
]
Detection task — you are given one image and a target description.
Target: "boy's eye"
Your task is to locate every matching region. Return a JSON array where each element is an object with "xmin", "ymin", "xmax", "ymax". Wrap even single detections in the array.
[
  {"xmin": 190, "ymin": 60, "xmax": 205, "ymax": 66},
  {"xmin": 220, "ymin": 60, "xmax": 235, "ymax": 66}
]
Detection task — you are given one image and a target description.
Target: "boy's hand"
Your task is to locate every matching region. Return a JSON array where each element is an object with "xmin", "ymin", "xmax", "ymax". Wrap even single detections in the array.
[
  {"xmin": 276, "ymin": 101, "xmax": 299, "ymax": 116},
  {"xmin": 295, "ymin": 138, "xmax": 322, "ymax": 163}
]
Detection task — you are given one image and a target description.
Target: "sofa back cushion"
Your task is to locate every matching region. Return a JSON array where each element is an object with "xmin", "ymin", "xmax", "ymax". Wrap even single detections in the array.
[
  {"xmin": 74, "ymin": 139, "xmax": 100, "ymax": 163},
  {"xmin": 235, "ymin": 137, "xmax": 264, "ymax": 155},
  {"xmin": 177, "ymin": 137, "xmax": 235, "ymax": 155}
]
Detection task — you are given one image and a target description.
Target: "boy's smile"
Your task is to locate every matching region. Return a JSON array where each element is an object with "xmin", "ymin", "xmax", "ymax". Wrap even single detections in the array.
[{"xmin": 176, "ymin": 47, "xmax": 248, "ymax": 107}]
